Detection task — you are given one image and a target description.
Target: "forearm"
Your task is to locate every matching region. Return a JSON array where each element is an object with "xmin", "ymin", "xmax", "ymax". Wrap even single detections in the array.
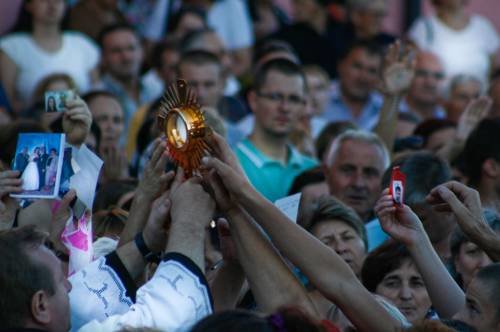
[
  {"xmin": 463, "ymin": 222, "xmax": 500, "ymax": 262},
  {"xmin": 166, "ymin": 218, "xmax": 206, "ymax": 271},
  {"xmin": 227, "ymin": 207, "xmax": 317, "ymax": 316},
  {"xmin": 237, "ymin": 189, "xmax": 400, "ymax": 331},
  {"xmin": 116, "ymin": 240, "xmax": 147, "ymax": 280},
  {"xmin": 118, "ymin": 190, "xmax": 153, "ymax": 247},
  {"xmin": 409, "ymin": 234, "xmax": 465, "ymax": 318},
  {"xmin": 374, "ymin": 94, "xmax": 401, "ymax": 157},
  {"xmin": 210, "ymin": 261, "xmax": 245, "ymax": 312}
]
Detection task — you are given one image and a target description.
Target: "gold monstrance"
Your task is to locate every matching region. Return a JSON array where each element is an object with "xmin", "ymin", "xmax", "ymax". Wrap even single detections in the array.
[{"xmin": 157, "ymin": 80, "xmax": 211, "ymax": 176}]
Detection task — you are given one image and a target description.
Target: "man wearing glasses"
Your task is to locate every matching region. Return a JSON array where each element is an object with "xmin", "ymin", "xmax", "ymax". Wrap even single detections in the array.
[{"xmin": 235, "ymin": 59, "xmax": 317, "ymax": 202}]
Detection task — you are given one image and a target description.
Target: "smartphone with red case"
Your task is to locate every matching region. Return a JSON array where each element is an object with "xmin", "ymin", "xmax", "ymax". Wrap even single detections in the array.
[{"xmin": 390, "ymin": 166, "xmax": 406, "ymax": 205}]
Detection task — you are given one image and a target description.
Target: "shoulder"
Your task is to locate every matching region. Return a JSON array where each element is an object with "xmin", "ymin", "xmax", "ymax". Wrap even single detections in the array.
[
  {"xmin": 469, "ymin": 14, "xmax": 498, "ymax": 33},
  {"xmin": 0, "ymin": 33, "xmax": 31, "ymax": 50}
]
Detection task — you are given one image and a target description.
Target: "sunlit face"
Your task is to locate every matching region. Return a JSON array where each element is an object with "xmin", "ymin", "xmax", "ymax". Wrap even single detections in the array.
[
  {"xmin": 325, "ymin": 139, "xmax": 386, "ymax": 221},
  {"xmin": 455, "ymin": 242, "xmax": 493, "ymax": 289},
  {"xmin": 189, "ymin": 32, "xmax": 232, "ymax": 77},
  {"xmin": 27, "ymin": 0, "xmax": 66, "ymax": 26},
  {"xmin": 310, "ymin": 219, "xmax": 366, "ymax": 276},
  {"xmin": 453, "ymin": 277, "xmax": 500, "ymax": 332},
  {"xmin": 89, "ymin": 96, "xmax": 124, "ymax": 146},
  {"xmin": 102, "ymin": 29, "xmax": 143, "ymax": 80},
  {"xmin": 250, "ymin": 70, "xmax": 306, "ymax": 138},
  {"xmin": 338, "ymin": 48, "xmax": 382, "ymax": 101},
  {"xmin": 375, "ymin": 259, "xmax": 431, "ymax": 324}
]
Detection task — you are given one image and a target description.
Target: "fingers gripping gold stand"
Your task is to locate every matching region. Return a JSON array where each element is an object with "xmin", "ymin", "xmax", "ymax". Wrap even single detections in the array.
[{"xmin": 157, "ymin": 79, "xmax": 212, "ymax": 177}]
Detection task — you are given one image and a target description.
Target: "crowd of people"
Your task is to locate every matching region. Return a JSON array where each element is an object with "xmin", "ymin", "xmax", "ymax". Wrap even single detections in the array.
[{"xmin": 0, "ymin": 0, "xmax": 500, "ymax": 331}]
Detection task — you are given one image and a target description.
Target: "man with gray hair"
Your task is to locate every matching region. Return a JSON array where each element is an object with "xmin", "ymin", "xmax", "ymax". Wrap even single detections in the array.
[
  {"xmin": 323, "ymin": 129, "xmax": 390, "ymax": 223},
  {"xmin": 445, "ymin": 74, "xmax": 482, "ymax": 122}
]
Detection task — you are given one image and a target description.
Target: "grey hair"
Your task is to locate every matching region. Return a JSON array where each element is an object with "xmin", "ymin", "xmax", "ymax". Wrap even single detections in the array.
[
  {"xmin": 447, "ymin": 74, "xmax": 483, "ymax": 98},
  {"xmin": 324, "ymin": 129, "xmax": 390, "ymax": 169}
]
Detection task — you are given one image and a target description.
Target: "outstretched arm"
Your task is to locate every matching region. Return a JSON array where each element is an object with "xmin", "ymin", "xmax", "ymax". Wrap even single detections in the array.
[
  {"xmin": 200, "ymin": 133, "xmax": 402, "ymax": 332},
  {"xmin": 375, "ymin": 189, "xmax": 465, "ymax": 318},
  {"xmin": 205, "ymin": 169, "xmax": 317, "ymax": 316},
  {"xmin": 427, "ymin": 181, "xmax": 500, "ymax": 262},
  {"xmin": 374, "ymin": 41, "xmax": 415, "ymax": 156}
]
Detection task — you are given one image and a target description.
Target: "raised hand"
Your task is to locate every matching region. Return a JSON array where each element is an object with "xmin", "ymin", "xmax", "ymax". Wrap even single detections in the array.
[
  {"xmin": 456, "ymin": 96, "xmax": 492, "ymax": 140},
  {"xmin": 100, "ymin": 144, "xmax": 129, "ymax": 182},
  {"xmin": 0, "ymin": 170, "xmax": 22, "ymax": 229},
  {"xmin": 49, "ymin": 190, "xmax": 77, "ymax": 254},
  {"xmin": 427, "ymin": 181, "xmax": 486, "ymax": 233},
  {"xmin": 138, "ymin": 139, "xmax": 175, "ymax": 199},
  {"xmin": 380, "ymin": 40, "xmax": 415, "ymax": 96},
  {"xmin": 169, "ymin": 177, "xmax": 215, "ymax": 228},
  {"xmin": 63, "ymin": 96, "xmax": 92, "ymax": 147},
  {"xmin": 142, "ymin": 191, "xmax": 171, "ymax": 253},
  {"xmin": 375, "ymin": 188, "xmax": 426, "ymax": 246},
  {"xmin": 201, "ymin": 132, "xmax": 251, "ymax": 201}
]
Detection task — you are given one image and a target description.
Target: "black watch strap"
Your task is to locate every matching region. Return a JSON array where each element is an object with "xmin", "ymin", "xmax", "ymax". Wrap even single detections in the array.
[{"xmin": 134, "ymin": 232, "xmax": 160, "ymax": 263}]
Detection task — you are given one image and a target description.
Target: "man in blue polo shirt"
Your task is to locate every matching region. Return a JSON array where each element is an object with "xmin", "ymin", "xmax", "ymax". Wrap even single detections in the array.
[{"xmin": 235, "ymin": 59, "xmax": 317, "ymax": 202}]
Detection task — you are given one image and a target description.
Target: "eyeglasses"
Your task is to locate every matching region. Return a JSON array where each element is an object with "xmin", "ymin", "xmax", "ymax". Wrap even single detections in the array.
[
  {"xmin": 257, "ymin": 91, "xmax": 306, "ymax": 107},
  {"xmin": 415, "ymin": 69, "xmax": 445, "ymax": 80}
]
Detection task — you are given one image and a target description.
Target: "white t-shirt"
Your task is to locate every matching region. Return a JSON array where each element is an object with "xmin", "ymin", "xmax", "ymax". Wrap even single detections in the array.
[
  {"xmin": 409, "ymin": 14, "xmax": 499, "ymax": 85},
  {"xmin": 207, "ymin": 0, "xmax": 254, "ymax": 50},
  {"xmin": 0, "ymin": 31, "xmax": 100, "ymax": 103}
]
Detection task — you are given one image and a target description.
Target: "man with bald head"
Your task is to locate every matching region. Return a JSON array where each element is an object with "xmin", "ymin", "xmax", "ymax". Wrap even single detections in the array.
[
  {"xmin": 401, "ymin": 51, "xmax": 446, "ymax": 120},
  {"xmin": 323, "ymin": 130, "xmax": 389, "ymax": 222}
]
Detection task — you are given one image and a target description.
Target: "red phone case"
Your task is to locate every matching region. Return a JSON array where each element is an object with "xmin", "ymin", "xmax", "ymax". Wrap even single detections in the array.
[{"xmin": 390, "ymin": 166, "xmax": 406, "ymax": 205}]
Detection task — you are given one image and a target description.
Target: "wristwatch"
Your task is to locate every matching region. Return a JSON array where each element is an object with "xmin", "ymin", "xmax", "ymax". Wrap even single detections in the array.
[{"xmin": 134, "ymin": 232, "xmax": 160, "ymax": 263}]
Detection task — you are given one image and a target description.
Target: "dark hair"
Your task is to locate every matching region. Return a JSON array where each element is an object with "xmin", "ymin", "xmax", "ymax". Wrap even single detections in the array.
[
  {"xmin": 440, "ymin": 319, "xmax": 478, "ymax": 332},
  {"xmin": 253, "ymin": 58, "xmax": 306, "ymax": 93},
  {"xmin": 338, "ymin": 39, "xmax": 384, "ymax": 63},
  {"xmin": 167, "ymin": 5, "xmax": 207, "ymax": 34},
  {"xmin": 413, "ymin": 119, "xmax": 456, "ymax": 149},
  {"xmin": 0, "ymin": 226, "xmax": 55, "ymax": 328},
  {"xmin": 252, "ymin": 39, "xmax": 299, "ymax": 67},
  {"xmin": 177, "ymin": 50, "xmax": 222, "ymax": 76},
  {"xmin": 82, "ymin": 90, "xmax": 121, "ymax": 107},
  {"xmin": 190, "ymin": 307, "xmax": 326, "ymax": 332},
  {"xmin": 0, "ymin": 120, "xmax": 47, "ymax": 167},
  {"xmin": 152, "ymin": 40, "xmax": 179, "ymax": 69},
  {"xmin": 93, "ymin": 179, "xmax": 138, "ymax": 212},
  {"xmin": 315, "ymin": 121, "xmax": 357, "ymax": 161},
  {"xmin": 306, "ymin": 195, "xmax": 368, "ymax": 249},
  {"xmin": 361, "ymin": 241, "xmax": 413, "ymax": 292},
  {"xmin": 463, "ymin": 118, "xmax": 500, "ymax": 186},
  {"xmin": 451, "ymin": 211, "xmax": 500, "ymax": 287},
  {"xmin": 98, "ymin": 23, "xmax": 138, "ymax": 49},
  {"xmin": 12, "ymin": 0, "xmax": 69, "ymax": 33},
  {"xmin": 475, "ymin": 263, "xmax": 500, "ymax": 321},
  {"xmin": 288, "ymin": 166, "xmax": 325, "ymax": 195},
  {"xmin": 93, "ymin": 207, "xmax": 128, "ymax": 240},
  {"xmin": 180, "ymin": 27, "xmax": 217, "ymax": 53},
  {"xmin": 381, "ymin": 152, "xmax": 451, "ymax": 206}
]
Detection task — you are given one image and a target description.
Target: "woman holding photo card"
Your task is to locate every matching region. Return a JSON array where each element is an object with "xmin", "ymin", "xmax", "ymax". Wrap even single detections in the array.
[{"xmin": 21, "ymin": 147, "xmax": 40, "ymax": 191}]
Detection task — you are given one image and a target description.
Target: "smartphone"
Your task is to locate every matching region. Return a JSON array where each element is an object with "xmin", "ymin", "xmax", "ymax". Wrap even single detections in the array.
[
  {"xmin": 390, "ymin": 166, "xmax": 406, "ymax": 205},
  {"xmin": 45, "ymin": 90, "xmax": 75, "ymax": 113}
]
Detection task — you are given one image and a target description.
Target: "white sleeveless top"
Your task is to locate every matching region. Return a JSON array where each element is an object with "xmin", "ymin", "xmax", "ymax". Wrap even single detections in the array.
[{"xmin": 0, "ymin": 31, "xmax": 100, "ymax": 103}]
